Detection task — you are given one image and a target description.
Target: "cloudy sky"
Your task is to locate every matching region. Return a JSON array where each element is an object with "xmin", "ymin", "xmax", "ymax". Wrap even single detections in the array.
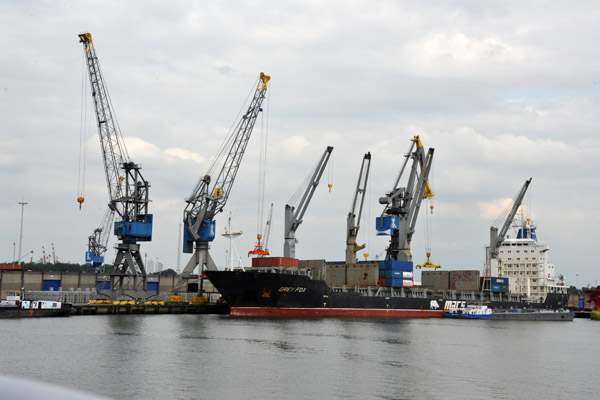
[{"xmin": 1, "ymin": 1, "xmax": 598, "ymax": 287}]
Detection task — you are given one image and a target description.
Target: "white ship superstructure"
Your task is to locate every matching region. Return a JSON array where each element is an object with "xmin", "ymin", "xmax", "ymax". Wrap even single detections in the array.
[{"xmin": 490, "ymin": 213, "xmax": 567, "ymax": 300}]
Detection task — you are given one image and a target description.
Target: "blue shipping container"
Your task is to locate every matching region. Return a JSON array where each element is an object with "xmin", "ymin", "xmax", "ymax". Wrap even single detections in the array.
[
  {"xmin": 385, "ymin": 278, "xmax": 404, "ymax": 287},
  {"xmin": 384, "ymin": 270, "xmax": 405, "ymax": 279},
  {"xmin": 385, "ymin": 260, "xmax": 413, "ymax": 272},
  {"xmin": 97, "ymin": 281, "xmax": 110, "ymax": 290},
  {"xmin": 492, "ymin": 277, "xmax": 509, "ymax": 285},
  {"xmin": 42, "ymin": 280, "xmax": 60, "ymax": 291},
  {"xmin": 146, "ymin": 282, "xmax": 159, "ymax": 292}
]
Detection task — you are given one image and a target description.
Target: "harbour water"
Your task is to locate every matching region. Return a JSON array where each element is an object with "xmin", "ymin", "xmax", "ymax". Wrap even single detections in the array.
[{"xmin": 0, "ymin": 315, "xmax": 597, "ymax": 399}]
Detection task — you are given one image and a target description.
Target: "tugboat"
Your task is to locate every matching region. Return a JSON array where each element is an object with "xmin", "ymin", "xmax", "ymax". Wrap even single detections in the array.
[{"xmin": 0, "ymin": 293, "xmax": 72, "ymax": 318}]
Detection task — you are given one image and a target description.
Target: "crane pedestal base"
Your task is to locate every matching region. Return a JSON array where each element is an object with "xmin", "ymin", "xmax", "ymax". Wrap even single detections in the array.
[{"xmin": 110, "ymin": 242, "xmax": 147, "ymax": 293}]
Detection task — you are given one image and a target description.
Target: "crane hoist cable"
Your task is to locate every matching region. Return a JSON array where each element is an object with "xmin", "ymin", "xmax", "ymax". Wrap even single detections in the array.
[
  {"xmin": 328, "ymin": 152, "xmax": 333, "ymax": 192},
  {"xmin": 77, "ymin": 52, "xmax": 91, "ymax": 210},
  {"xmin": 256, "ymin": 84, "xmax": 269, "ymax": 240},
  {"xmin": 187, "ymin": 77, "xmax": 259, "ymax": 202},
  {"xmin": 250, "ymin": 81, "xmax": 270, "ymax": 256},
  {"xmin": 417, "ymin": 159, "xmax": 440, "ymax": 269}
]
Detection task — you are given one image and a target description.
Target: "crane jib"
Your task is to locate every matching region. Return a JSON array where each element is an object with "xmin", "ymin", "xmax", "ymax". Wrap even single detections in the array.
[{"xmin": 182, "ymin": 73, "xmax": 270, "ymax": 253}]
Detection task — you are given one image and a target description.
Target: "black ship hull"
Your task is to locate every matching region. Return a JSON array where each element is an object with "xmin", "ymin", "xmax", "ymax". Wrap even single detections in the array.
[
  {"xmin": 206, "ymin": 270, "xmax": 568, "ymax": 318},
  {"xmin": 0, "ymin": 304, "xmax": 72, "ymax": 318}
]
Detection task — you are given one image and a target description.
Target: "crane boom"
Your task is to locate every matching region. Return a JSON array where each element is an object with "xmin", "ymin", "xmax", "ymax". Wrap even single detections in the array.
[
  {"xmin": 483, "ymin": 178, "xmax": 532, "ymax": 290},
  {"xmin": 284, "ymin": 146, "xmax": 333, "ymax": 259},
  {"xmin": 78, "ymin": 32, "xmax": 129, "ymax": 208},
  {"xmin": 346, "ymin": 152, "xmax": 371, "ymax": 264},
  {"xmin": 489, "ymin": 178, "xmax": 532, "ymax": 258},
  {"xmin": 78, "ymin": 32, "xmax": 152, "ymax": 291},
  {"xmin": 377, "ymin": 136, "xmax": 434, "ymax": 262},
  {"xmin": 85, "ymin": 208, "xmax": 115, "ymax": 270},
  {"xmin": 178, "ymin": 73, "xmax": 270, "ymax": 292},
  {"xmin": 263, "ymin": 203, "xmax": 274, "ymax": 254}
]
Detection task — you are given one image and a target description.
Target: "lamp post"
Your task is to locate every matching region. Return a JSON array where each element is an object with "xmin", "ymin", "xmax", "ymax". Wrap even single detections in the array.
[
  {"xmin": 576, "ymin": 274, "xmax": 579, "ymax": 288},
  {"xmin": 17, "ymin": 201, "xmax": 27, "ymax": 266},
  {"xmin": 12, "ymin": 242, "xmax": 15, "ymax": 269}
]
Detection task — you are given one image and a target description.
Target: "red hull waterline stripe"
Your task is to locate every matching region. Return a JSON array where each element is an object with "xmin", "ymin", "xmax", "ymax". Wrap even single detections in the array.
[{"xmin": 231, "ymin": 307, "xmax": 444, "ymax": 318}]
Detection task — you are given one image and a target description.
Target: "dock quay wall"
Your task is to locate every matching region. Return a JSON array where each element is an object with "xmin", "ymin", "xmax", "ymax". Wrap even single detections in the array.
[{"xmin": 0, "ymin": 271, "xmax": 215, "ymax": 300}]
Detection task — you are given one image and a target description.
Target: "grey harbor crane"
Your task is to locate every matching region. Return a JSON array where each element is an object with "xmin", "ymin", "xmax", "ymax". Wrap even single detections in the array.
[
  {"xmin": 483, "ymin": 178, "xmax": 532, "ymax": 291},
  {"xmin": 178, "ymin": 73, "xmax": 271, "ymax": 295},
  {"xmin": 78, "ymin": 32, "xmax": 153, "ymax": 295},
  {"xmin": 346, "ymin": 152, "xmax": 371, "ymax": 264},
  {"xmin": 284, "ymin": 146, "xmax": 334, "ymax": 259},
  {"xmin": 376, "ymin": 136, "xmax": 434, "ymax": 263}
]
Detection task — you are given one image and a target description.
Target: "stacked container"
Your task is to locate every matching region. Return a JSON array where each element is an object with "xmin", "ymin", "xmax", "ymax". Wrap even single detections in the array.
[
  {"xmin": 378, "ymin": 260, "xmax": 414, "ymax": 287},
  {"xmin": 491, "ymin": 277, "xmax": 509, "ymax": 293}
]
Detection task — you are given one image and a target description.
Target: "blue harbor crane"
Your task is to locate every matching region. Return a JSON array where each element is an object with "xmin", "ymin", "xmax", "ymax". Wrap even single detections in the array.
[
  {"xmin": 377, "ymin": 136, "xmax": 434, "ymax": 263},
  {"xmin": 85, "ymin": 207, "xmax": 115, "ymax": 271},
  {"xmin": 78, "ymin": 32, "xmax": 153, "ymax": 292},
  {"xmin": 178, "ymin": 73, "xmax": 270, "ymax": 294}
]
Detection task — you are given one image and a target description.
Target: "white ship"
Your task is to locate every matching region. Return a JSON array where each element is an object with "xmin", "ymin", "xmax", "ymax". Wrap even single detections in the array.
[{"xmin": 489, "ymin": 212, "xmax": 568, "ymax": 301}]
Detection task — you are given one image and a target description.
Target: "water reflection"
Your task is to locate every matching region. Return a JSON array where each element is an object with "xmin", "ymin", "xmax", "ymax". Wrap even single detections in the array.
[{"xmin": 0, "ymin": 316, "xmax": 595, "ymax": 400}]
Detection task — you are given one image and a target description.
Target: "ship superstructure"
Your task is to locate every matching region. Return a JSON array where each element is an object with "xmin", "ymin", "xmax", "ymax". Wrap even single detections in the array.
[{"xmin": 490, "ymin": 212, "xmax": 567, "ymax": 300}]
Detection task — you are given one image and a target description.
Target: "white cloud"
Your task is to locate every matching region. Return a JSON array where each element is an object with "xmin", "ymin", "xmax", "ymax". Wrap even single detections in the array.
[
  {"xmin": 1, "ymin": 0, "xmax": 599, "ymax": 286},
  {"xmin": 164, "ymin": 148, "xmax": 204, "ymax": 164}
]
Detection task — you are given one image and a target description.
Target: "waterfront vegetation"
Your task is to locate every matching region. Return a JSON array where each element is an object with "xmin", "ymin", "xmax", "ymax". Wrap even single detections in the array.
[{"xmin": 1, "ymin": 262, "xmax": 177, "ymax": 275}]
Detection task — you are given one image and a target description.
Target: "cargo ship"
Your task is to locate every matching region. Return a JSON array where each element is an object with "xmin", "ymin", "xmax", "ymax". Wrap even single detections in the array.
[
  {"xmin": 205, "ymin": 258, "xmax": 569, "ymax": 318},
  {"xmin": 203, "ymin": 138, "xmax": 568, "ymax": 318}
]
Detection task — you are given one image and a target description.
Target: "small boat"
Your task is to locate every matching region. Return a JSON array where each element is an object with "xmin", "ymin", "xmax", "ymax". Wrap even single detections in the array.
[
  {"xmin": 445, "ymin": 303, "xmax": 572, "ymax": 321},
  {"xmin": 445, "ymin": 304, "xmax": 492, "ymax": 319},
  {"xmin": 0, "ymin": 293, "xmax": 72, "ymax": 318}
]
